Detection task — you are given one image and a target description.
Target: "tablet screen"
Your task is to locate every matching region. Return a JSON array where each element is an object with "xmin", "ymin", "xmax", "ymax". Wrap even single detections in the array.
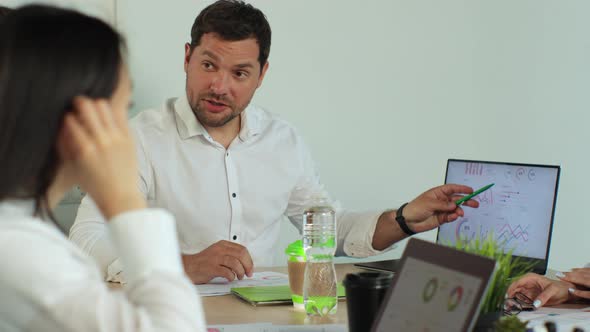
[{"xmin": 373, "ymin": 256, "xmax": 485, "ymax": 332}]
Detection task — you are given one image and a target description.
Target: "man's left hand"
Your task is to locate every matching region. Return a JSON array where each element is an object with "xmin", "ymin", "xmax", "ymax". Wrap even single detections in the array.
[{"xmin": 403, "ymin": 184, "xmax": 479, "ymax": 233}]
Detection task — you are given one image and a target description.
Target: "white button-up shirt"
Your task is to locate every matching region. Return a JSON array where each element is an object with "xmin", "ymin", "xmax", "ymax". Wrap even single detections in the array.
[
  {"xmin": 70, "ymin": 94, "xmax": 386, "ymax": 280},
  {"xmin": 0, "ymin": 200, "xmax": 206, "ymax": 331}
]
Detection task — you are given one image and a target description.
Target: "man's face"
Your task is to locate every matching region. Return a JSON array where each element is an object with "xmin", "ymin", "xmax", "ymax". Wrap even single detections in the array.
[{"xmin": 184, "ymin": 33, "xmax": 268, "ymax": 129}]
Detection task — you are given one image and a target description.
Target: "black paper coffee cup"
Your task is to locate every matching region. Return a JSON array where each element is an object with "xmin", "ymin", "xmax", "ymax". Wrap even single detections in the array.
[{"xmin": 343, "ymin": 272, "xmax": 393, "ymax": 332}]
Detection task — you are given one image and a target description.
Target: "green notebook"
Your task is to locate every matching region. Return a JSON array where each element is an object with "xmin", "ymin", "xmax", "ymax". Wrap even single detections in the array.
[{"xmin": 231, "ymin": 284, "xmax": 346, "ymax": 306}]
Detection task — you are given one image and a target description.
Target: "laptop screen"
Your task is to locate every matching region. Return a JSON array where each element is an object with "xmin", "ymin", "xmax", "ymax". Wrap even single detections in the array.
[
  {"xmin": 437, "ymin": 159, "xmax": 560, "ymax": 273},
  {"xmin": 372, "ymin": 238, "xmax": 496, "ymax": 332}
]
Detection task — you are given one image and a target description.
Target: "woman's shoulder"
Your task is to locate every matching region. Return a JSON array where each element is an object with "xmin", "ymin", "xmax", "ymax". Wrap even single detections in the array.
[
  {"xmin": 0, "ymin": 218, "xmax": 102, "ymax": 303},
  {"xmin": 0, "ymin": 216, "xmax": 69, "ymax": 252}
]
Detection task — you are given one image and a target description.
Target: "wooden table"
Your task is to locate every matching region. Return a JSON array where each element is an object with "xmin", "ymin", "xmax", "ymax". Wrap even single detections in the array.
[
  {"xmin": 203, "ymin": 264, "xmax": 363, "ymax": 326},
  {"xmin": 107, "ymin": 264, "xmax": 589, "ymax": 328},
  {"xmin": 107, "ymin": 263, "xmax": 364, "ymax": 326}
]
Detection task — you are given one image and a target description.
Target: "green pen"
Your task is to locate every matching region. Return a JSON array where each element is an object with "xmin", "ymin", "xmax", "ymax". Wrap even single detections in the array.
[{"xmin": 455, "ymin": 183, "xmax": 494, "ymax": 205}]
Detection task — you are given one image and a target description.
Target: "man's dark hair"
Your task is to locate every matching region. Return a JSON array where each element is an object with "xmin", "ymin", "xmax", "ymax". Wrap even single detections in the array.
[
  {"xmin": 0, "ymin": 5, "xmax": 125, "ymax": 220},
  {"xmin": 190, "ymin": 0, "xmax": 271, "ymax": 71}
]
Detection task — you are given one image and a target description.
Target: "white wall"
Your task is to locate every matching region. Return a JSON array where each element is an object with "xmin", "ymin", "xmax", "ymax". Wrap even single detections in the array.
[{"xmin": 104, "ymin": 0, "xmax": 590, "ymax": 269}]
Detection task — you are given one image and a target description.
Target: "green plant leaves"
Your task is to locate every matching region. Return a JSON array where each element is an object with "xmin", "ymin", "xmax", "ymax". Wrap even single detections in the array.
[{"xmin": 445, "ymin": 233, "xmax": 537, "ymax": 314}]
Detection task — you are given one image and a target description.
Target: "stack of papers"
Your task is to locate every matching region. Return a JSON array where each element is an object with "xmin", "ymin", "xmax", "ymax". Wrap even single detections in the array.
[{"xmin": 196, "ymin": 271, "xmax": 289, "ymax": 297}]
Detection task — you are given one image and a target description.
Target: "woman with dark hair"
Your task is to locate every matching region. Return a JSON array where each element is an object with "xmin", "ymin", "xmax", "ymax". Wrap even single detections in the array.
[
  {"xmin": 0, "ymin": 5, "xmax": 206, "ymax": 331},
  {"xmin": 0, "ymin": 6, "xmax": 12, "ymax": 18}
]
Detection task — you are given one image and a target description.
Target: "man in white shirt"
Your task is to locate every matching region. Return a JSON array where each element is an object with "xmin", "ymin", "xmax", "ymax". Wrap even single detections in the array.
[{"xmin": 70, "ymin": 0, "xmax": 478, "ymax": 284}]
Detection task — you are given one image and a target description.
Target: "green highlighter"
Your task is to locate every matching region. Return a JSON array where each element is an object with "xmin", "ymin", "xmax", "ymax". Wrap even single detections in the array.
[{"xmin": 455, "ymin": 183, "xmax": 494, "ymax": 205}]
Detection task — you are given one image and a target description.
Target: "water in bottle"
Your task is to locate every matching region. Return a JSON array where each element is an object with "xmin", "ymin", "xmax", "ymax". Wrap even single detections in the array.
[{"xmin": 302, "ymin": 199, "xmax": 337, "ymax": 317}]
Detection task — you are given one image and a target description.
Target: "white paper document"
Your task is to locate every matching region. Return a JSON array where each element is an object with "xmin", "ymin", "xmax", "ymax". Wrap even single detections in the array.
[
  {"xmin": 519, "ymin": 306, "xmax": 590, "ymax": 330},
  {"xmin": 207, "ymin": 324, "xmax": 346, "ymax": 332},
  {"xmin": 196, "ymin": 271, "xmax": 289, "ymax": 297}
]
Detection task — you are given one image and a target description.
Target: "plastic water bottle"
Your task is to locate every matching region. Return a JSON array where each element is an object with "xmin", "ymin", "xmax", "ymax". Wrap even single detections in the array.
[{"xmin": 302, "ymin": 195, "xmax": 337, "ymax": 316}]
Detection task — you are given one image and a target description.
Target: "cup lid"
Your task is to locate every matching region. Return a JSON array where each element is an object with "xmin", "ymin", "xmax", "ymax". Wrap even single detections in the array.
[
  {"xmin": 343, "ymin": 272, "xmax": 394, "ymax": 289},
  {"xmin": 285, "ymin": 240, "xmax": 305, "ymax": 257}
]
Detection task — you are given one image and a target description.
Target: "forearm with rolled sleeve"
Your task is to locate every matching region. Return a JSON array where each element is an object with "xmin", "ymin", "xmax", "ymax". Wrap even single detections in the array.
[
  {"xmin": 109, "ymin": 209, "xmax": 183, "ymax": 283},
  {"xmin": 69, "ymin": 195, "xmax": 125, "ymax": 281},
  {"xmin": 335, "ymin": 209, "xmax": 395, "ymax": 257}
]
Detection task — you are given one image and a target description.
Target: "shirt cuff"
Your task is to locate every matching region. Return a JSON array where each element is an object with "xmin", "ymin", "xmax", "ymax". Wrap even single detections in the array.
[
  {"xmin": 341, "ymin": 210, "xmax": 396, "ymax": 257},
  {"xmin": 106, "ymin": 258, "xmax": 126, "ymax": 283},
  {"xmin": 108, "ymin": 208, "xmax": 183, "ymax": 284}
]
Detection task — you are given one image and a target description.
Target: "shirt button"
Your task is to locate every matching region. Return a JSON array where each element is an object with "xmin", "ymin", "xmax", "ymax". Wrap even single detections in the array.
[
  {"xmin": 232, "ymin": 193, "xmax": 236, "ymax": 198},
  {"xmin": 226, "ymin": 152, "xmax": 229, "ymax": 156},
  {"xmin": 233, "ymin": 235, "xmax": 238, "ymax": 240}
]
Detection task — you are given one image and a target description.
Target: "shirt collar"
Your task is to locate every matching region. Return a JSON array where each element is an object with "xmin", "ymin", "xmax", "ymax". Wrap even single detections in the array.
[
  {"xmin": 173, "ymin": 92, "xmax": 263, "ymax": 141},
  {"xmin": 0, "ymin": 199, "xmax": 36, "ymax": 219},
  {"xmin": 174, "ymin": 93, "xmax": 208, "ymax": 139},
  {"xmin": 238, "ymin": 104, "xmax": 263, "ymax": 141}
]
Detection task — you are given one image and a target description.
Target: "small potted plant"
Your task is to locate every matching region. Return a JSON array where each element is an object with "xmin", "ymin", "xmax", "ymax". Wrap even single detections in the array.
[
  {"xmin": 494, "ymin": 315, "xmax": 529, "ymax": 332},
  {"xmin": 447, "ymin": 234, "xmax": 536, "ymax": 332}
]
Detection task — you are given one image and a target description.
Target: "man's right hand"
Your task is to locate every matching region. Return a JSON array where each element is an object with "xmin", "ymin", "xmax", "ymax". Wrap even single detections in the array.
[{"xmin": 182, "ymin": 240, "xmax": 254, "ymax": 284}]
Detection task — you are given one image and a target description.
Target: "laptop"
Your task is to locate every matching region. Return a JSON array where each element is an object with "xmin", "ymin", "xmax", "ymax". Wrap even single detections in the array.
[
  {"xmin": 357, "ymin": 159, "xmax": 560, "ymax": 275},
  {"xmin": 371, "ymin": 238, "xmax": 496, "ymax": 332},
  {"xmin": 438, "ymin": 159, "xmax": 560, "ymax": 275}
]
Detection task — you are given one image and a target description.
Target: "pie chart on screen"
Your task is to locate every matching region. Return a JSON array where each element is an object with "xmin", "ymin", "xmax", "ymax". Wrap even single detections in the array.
[{"xmin": 448, "ymin": 286, "xmax": 463, "ymax": 311}]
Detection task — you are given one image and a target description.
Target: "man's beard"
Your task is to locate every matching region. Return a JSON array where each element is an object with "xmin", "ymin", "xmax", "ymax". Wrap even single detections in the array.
[{"xmin": 188, "ymin": 91, "xmax": 247, "ymax": 128}]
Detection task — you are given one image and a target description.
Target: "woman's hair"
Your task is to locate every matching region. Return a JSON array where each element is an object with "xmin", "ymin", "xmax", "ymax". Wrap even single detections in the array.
[
  {"xmin": 0, "ymin": 6, "xmax": 12, "ymax": 19},
  {"xmin": 0, "ymin": 5, "xmax": 126, "ymax": 219}
]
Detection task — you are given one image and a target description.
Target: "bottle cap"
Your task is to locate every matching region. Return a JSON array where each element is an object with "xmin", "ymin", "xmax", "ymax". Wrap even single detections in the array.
[{"xmin": 309, "ymin": 190, "xmax": 331, "ymax": 205}]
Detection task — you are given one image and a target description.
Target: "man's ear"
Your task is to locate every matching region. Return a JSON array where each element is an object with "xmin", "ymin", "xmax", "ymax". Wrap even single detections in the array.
[
  {"xmin": 184, "ymin": 43, "xmax": 192, "ymax": 73},
  {"xmin": 257, "ymin": 61, "xmax": 269, "ymax": 88}
]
